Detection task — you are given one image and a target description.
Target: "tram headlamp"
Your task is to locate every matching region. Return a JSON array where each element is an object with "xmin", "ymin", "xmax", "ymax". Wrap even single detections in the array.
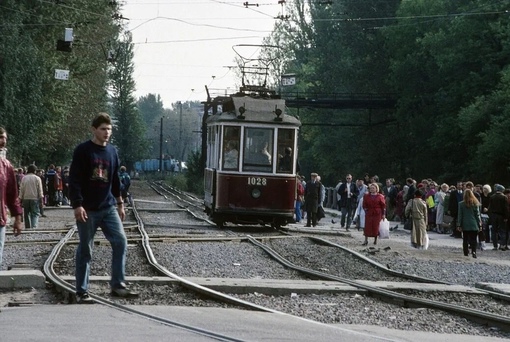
[
  {"xmin": 274, "ymin": 106, "xmax": 283, "ymax": 121},
  {"xmin": 251, "ymin": 188, "xmax": 261, "ymax": 199},
  {"xmin": 237, "ymin": 105, "xmax": 246, "ymax": 119}
]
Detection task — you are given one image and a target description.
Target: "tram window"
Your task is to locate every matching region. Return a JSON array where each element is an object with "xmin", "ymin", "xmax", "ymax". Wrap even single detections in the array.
[
  {"xmin": 277, "ymin": 129, "xmax": 295, "ymax": 173},
  {"xmin": 222, "ymin": 126, "xmax": 240, "ymax": 170},
  {"xmin": 243, "ymin": 128, "xmax": 274, "ymax": 172}
]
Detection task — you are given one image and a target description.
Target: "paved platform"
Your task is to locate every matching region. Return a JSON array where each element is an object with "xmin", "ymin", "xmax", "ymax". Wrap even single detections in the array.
[{"xmin": 1, "ymin": 304, "xmax": 508, "ymax": 342}]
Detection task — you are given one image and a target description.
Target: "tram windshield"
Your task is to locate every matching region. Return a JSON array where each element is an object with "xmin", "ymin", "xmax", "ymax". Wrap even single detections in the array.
[
  {"xmin": 243, "ymin": 127, "xmax": 273, "ymax": 172},
  {"xmin": 222, "ymin": 126, "xmax": 240, "ymax": 170}
]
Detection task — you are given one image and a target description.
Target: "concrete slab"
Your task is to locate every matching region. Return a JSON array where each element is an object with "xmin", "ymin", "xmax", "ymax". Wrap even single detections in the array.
[
  {"xmin": 56, "ymin": 275, "xmax": 485, "ymax": 295},
  {"xmin": 476, "ymin": 283, "xmax": 510, "ymax": 295},
  {"xmin": 335, "ymin": 324, "xmax": 509, "ymax": 342},
  {"xmin": 0, "ymin": 270, "xmax": 46, "ymax": 289}
]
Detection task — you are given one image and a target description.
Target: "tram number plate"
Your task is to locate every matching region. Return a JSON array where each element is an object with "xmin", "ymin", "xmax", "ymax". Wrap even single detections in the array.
[{"xmin": 247, "ymin": 177, "xmax": 267, "ymax": 186}]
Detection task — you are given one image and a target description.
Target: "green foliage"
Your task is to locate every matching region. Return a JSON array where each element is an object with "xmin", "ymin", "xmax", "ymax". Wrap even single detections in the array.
[
  {"xmin": 185, "ymin": 150, "xmax": 204, "ymax": 195},
  {"xmin": 267, "ymin": 0, "xmax": 510, "ymax": 186},
  {"xmin": 164, "ymin": 173, "xmax": 188, "ymax": 191},
  {"xmin": 110, "ymin": 32, "xmax": 149, "ymax": 170},
  {"xmin": 0, "ymin": 0, "xmax": 120, "ymax": 167}
]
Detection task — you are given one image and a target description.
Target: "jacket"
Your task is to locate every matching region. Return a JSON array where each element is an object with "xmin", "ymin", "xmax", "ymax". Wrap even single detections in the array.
[{"xmin": 457, "ymin": 201, "xmax": 481, "ymax": 232}]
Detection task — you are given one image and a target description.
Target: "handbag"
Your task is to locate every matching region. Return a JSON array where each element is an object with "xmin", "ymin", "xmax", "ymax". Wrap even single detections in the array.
[{"xmin": 317, "ymin": 206, "xmax": 325, "ymax": 219}]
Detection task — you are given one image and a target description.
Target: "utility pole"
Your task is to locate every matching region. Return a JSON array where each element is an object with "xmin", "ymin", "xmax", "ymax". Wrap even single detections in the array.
[
  {"xmin": 179, "ymin": 101, "xmax": 183, "ymax": 161},
  {"xmin": 159, "ymin": 117, "xmax": 163, "ymax": 173}
]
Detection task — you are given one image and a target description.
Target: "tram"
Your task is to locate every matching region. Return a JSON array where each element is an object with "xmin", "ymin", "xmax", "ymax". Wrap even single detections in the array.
[{"xmin": 203, "ymin": 86, "xmax": 301, "ymax": 229}]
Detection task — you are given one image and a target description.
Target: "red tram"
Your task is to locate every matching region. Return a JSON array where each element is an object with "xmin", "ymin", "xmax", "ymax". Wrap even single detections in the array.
[{"xmin": 204, "ymin": 87, "xmax": 301, "ymax": 228}]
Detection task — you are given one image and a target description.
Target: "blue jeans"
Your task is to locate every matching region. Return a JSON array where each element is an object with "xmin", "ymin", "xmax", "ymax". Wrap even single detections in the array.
[
  {"xmin": 75, "ymin": 206, "xmax": 127, "ymax": 294},
  {"xmin": 22, "ymin": 199, "xmax": 40, "ymax": 228},
  {"xmin": 295, "ymin": 200, "xmax": 302, "ymax": 222},
  {"xmin": 0, "ymin": 226, "xmax": 5, "ymax": 268}
]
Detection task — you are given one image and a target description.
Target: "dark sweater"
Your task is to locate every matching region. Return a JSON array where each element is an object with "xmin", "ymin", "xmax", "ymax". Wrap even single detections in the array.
[
  {"xmin": 69, "ymin": 140, "xmax": 121, "ymax": 211},
  {"xmin": 488, "ymin": 192, "xmax": 509, "ymax": 218}
]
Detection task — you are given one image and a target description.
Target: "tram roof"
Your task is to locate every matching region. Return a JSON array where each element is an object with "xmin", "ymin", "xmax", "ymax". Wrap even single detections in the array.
[{"xmin": 207, "ymin": 96, "xmax": 301, "ymax": 127}]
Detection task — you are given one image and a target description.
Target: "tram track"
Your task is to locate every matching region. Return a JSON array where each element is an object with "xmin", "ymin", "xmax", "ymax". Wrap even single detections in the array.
[{"xmin": 246, "ymin": 235, "xmax": 510, "ymax": 333}]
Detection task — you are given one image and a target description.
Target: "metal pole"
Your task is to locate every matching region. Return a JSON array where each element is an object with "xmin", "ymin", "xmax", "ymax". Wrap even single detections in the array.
[
  {"xmin": 179, "ymin": 101, "xmax": 183, "ymax": 160},
  {"xmin": 159, "ymin": 117, "xmax": 163, "ymax": 173}
]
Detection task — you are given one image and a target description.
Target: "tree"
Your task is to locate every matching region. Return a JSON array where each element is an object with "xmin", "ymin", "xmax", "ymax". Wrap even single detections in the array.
[{"xmin": 109, "ymin": 31, "xmax": 148, "ymax": 170}]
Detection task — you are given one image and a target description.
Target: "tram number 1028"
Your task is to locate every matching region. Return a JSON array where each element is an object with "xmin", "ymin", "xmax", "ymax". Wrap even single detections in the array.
[{"xmin": 247, "ymin": 177, "xmax": 267, "ymax": 186}]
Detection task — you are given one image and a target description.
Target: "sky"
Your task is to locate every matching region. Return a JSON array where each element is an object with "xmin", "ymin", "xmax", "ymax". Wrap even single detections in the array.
[{"xmin": 121, "ymin": 0, "xmax": 283, "ymax": 108}]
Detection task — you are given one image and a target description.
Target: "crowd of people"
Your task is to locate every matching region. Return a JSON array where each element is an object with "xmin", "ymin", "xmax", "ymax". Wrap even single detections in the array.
[
  {"xmin": 295, "ymin": 172, "xmax": 510, "ymax": 257},
  {"xmin": 9, "ymin": 162, "xmax": 132, "ymax": 231}
]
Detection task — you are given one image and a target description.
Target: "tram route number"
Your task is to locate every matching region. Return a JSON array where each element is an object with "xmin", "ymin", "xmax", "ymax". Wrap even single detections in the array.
[{"xmin": 247, "ymin": 177, "xmax": 267, "ymax": 186}]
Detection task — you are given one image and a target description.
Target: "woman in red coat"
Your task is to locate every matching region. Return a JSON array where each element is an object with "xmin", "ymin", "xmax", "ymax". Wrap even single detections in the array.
[{"xmin": 362, "ymin": 183, "xmax": 386, "ymax": 245}]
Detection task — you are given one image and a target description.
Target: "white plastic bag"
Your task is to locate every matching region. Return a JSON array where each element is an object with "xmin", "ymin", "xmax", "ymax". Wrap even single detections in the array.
[
  {"xmin": 423, "ymin": 233, "xmax": 429, "ymax": 250},
  {"xmin": 379, "ymin": 219, "xmax": 390, "ymax": 239}
]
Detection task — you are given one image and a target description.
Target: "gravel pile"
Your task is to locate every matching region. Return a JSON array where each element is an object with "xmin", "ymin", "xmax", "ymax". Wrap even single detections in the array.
[
  {"xmin": 232, "ymin": 292, "xmax": 508, "ymax": 337},
  {"xmin": 151, "ymin": 241, "xmax": 304, "ymax": 279},
  {"xmin": 321, "ymin": 233, "xmax": 510, "ymax": 287}
]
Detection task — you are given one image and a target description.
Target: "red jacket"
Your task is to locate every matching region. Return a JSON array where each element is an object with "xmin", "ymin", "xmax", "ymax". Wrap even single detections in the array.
[{"xmin": 0, "ymin": 158, "xmax": 23, "ymax": 226}]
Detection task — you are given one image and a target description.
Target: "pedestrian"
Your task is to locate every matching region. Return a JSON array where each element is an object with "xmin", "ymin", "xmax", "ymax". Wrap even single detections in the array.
[
  {"xmin": 448, "ymin": 181, "xmax": 464, "ymax": 238},
  {"xmin": 19, "ymin": 164, "xmax": 43, "ymax": 229},
  {"xmin": 45, "ymin": 164, "xmax": 57, "ymax": 206},
  {"xmin": 434, "ymin": 183, "xmax": 449, "ymax": 234},
  {"xmin": 406, "ymin": 189, "xmax": 428, "ymax": 249},
  {"xmin": 457, "ymin": 189, "xmax": 482, "ymax": 258},
  {"xmin": 119, "ymin": 166, "xmax": 132, "ymax": 206},
  {"xmin": 304, "ymin": 172, "xmax": 321, "ymax": 227},
  {"xmin": 362, "ymin": 183, "xmax": 385, "ymax": 246},
  {"xmin": 295, "ymin": 175, "xmax": 304, "ymax": 223},
  {"xmin": 337, "ymin": 174, "xmax": 358, "ymax": 231},
  {"xmin": 0, "ymin": 127, "xmax": 23, "ymax": 268},
  {"xmin": 488, "ymin": 184, "xmax": 508, "ymax": 251},
  {"xmin": 69, "ymin": 113, "xmax": 138, "ymax": 304}
]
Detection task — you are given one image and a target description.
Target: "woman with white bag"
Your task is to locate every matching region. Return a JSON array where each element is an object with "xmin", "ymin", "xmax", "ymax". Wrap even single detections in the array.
[{"xmin": 362, "ymin": 183, "xmax": 386, "ymax": 246}]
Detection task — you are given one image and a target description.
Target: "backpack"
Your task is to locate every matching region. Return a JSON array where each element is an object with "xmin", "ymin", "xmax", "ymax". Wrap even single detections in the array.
[{"xmin": 120, "ymin": 173, "xmax": 131, "ymax": 192}]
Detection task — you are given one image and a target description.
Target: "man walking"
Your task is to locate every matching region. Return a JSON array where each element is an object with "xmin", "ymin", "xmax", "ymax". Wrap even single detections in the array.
[
  {"xmin": 69, "ymin": 113, "xmax": 138, "ymax": 304},
  {"xmin": 19, "ymin": 164, "xmax": 43, "ymax": 229},
  {"xmin": 337, "ymin": 174, "xmax": 358, "ymax": 231},
  {"xmin": 0, "ymin": 127, "xmax": 23, "ymax": 267}
]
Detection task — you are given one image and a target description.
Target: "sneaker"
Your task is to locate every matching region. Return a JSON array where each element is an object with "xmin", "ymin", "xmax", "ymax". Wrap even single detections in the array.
[
  {"xmin": 76, "ymin": 292, "xmax": 94, "ymax": 304},
  {"xmin": 111, "ymin": 285, "xmax": 139, "ymax": 298}
]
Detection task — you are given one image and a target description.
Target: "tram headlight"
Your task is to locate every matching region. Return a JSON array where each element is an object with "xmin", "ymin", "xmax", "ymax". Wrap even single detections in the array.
[{"xmin": 251, "ymin": 188, "xmax": 261, "ymax": 199}]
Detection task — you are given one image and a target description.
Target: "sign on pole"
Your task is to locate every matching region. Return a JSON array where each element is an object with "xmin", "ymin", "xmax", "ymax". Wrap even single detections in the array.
[
  {"xmin": 54, "ymin": 69, "xmax": 70, "ymax": 80},
  {"xmin": 281, "ymin": 74, "xmax": 296, "ymax": 86}
]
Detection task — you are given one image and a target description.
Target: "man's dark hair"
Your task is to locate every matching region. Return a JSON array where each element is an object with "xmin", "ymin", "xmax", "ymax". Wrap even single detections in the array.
[
  {"xmin": 92, "ymin": 112, "xmax": 112, "ymax": 128},
  {"xmin": 27, "ymin": 164, "xmax": 37, "ymax": 173},
  {"xmin": 0, "ymin": 127, "xmax": 6, "ymax": 135}
]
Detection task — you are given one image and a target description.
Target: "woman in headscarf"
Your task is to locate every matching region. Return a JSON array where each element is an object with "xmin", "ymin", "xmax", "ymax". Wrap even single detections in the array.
[{"xmin": 405, "ymin": 189, "xmax": 428, "ymax": 249}]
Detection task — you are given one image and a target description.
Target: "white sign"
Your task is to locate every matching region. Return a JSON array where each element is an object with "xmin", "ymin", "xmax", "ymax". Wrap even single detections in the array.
[
  {"xmin": 64, "ymin": 28, "xmax": 74, "ymax": 42},
  {"xmin": 281, "ymin": 75, "xmax": 296, "ymax": 86},
  {"xmin": 54, "ymin": 69, "xmax": 70, "ymax": 80}
]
